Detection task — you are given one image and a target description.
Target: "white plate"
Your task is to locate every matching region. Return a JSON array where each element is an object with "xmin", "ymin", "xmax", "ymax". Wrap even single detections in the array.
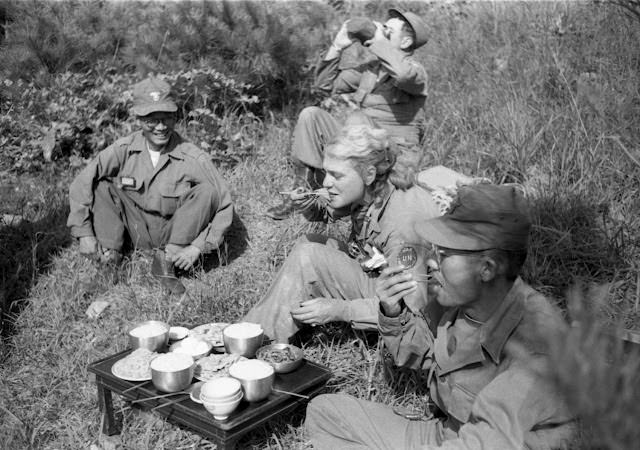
[
  {"xmin": 194, "ymin": 353, "xmax": 247, "ymax": 381},
  {"xmin": 169, "ymin": 326, "xmax": 189, "ymax": 341},
  {"xmin": 111, "ymin": 358, "xmax": 152, "ymax": 382},
  {"xmin": 189, "ymin": 381, "xmax": 205, "ymax": 404},
  {"xmin": 190, "ymin": 323, "xmax": 229, "ymax": 347}
]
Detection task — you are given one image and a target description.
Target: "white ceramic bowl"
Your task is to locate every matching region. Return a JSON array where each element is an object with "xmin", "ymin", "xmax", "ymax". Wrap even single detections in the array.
[
  {"xmin": 201, "ymin": 390, "xmax": 243, "ymax": 404},
  {"xmin": 200, "ymin": 376, "xmax": 242, "ymax": 399},
  {"xmin": 202, "ymin": 395, "xmax": 243, "ymax": 420},
  {"xmin": 170, "ymin": 336, "xmax": 213, "ymax": 360}
]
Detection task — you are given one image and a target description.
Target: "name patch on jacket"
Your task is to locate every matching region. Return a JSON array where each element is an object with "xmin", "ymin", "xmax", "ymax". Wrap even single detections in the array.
[{"xmin": 120, "ymin": 177, "xmax": 137, "ymax": 189}]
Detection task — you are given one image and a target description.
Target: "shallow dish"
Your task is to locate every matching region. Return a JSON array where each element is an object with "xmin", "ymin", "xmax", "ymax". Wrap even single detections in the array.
[
  {"xmin": 169, "ymin": 326, "xmax": 189, "ymax": 341},
  {"xmin": 189, "ymin": 381, "xmax": 205, "ymax": 404},
  {"xmin": 194, "ymin": 353, "xmax": 247, "ymax": 381},
  {"xmin": 111, "ymin": 348, "xmax": 158, "ymax": 381},
  {"xmin": 256, "ymin": 343, "xmax": 304, "ymax": 374},
  {"xmin": 190, "ymin": 322, "xmax": 229, "ymax": 347}
]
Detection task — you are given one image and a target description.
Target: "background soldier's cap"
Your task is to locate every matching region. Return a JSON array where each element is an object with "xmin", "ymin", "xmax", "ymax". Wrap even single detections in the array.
[
  {"xmin": 388, "ymin": 9, "xmax": 429, "ymax": 49},
  {"xmin": 130, "ymin": 77, "xmax": 178, "ymax": 116},
  {"xmin": 415, "ymin": 184, "xmax": 531, "ymax": 251}
]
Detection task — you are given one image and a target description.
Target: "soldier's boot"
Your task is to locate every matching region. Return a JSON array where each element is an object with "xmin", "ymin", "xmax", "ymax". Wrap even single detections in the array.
[{"xmin": 266, "ymin": 164, "xmax": 325, "ymax": 220}]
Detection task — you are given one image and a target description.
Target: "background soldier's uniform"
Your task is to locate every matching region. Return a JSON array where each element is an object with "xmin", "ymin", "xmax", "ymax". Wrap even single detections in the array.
[
  {"xmin": 293, "ymin": 39, "xmax": 428, "ymax": 170},
  {"xmin": 67, "ymin": 131, "xmax": 233, "ymax": 253}
]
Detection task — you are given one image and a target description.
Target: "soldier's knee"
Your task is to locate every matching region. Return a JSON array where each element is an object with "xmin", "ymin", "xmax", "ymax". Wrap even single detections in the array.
[{"xmin": 297, "ymin": 106, "xmax": 324, "ymax": 125}]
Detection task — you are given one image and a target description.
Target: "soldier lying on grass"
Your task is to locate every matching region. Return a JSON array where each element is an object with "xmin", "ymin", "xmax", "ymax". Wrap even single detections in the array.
[
  {"xmin": 244, "ymin": 124, "xmax": 443, "ymax": 343},
  {"xmin": 67, "ymin": 77, "xmax": 233, "ymax": 275},
  {"xmin": 305, "ymin": 183, "xmax": 575, "ymax": 449}
]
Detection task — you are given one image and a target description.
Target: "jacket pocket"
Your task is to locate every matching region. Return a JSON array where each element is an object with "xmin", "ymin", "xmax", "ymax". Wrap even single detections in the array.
[
  {"xmin": 159, "ymin": 182, "xmax": 191, "ymax": 216},
  {"xmin": 445, "ymin": 382, "xmax": 476, "ymax": 424}
]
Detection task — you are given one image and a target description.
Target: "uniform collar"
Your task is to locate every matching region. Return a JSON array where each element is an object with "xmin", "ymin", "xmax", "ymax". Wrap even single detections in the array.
[
  {"xmin": 365, "ymin": 182, "xmax": 395, "ymax": 234},
  {"xmin": 435, "ymin": 278, "xmax": 525, "ymax": 374},
  {"xmin": 128, "ymin": 131, "xmax": 184, "ymax": 160}
]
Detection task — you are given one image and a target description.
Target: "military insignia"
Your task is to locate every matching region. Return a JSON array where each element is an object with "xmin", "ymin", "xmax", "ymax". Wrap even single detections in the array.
[
  {"xmin": 397, "ymin": 246, "xmax": 418, "ymax": 269},
  {"xmin": 149, "ymin": 91, "xmax": 161, "ymax": 101}
]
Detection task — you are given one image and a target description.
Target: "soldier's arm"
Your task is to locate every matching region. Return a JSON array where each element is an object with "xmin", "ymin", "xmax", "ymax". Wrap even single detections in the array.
[
  {"xmin": 67, "ymin": 142, "xmax": 126, "ymax": 238},
  {"xmin": 368, "ymin": 40, "xmax": 428, "ymax": 96}
]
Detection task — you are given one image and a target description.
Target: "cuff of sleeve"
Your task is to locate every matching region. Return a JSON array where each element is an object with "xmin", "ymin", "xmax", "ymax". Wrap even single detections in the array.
[{"xmin": 379, "ymin": 306, "xmax": 409, "ymax": 330}]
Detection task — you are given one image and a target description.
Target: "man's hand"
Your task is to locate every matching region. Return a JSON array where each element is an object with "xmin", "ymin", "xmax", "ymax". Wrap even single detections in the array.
[
  {"xmin": 290, "ymin": 298, "xmax": 347, "ymax": 326},
  {"xmin": 376, "ymin": 265, "xmax": 417, "ymax": 317},
  {"xmin": 79, "ymin": 236, "xmax": 99, "ymax": 257},
  {"xmin": 332, "ymin": 21, "xmax": 354, "ymax": 51},
  {"xmin": 165, "ymin": 244, "xmax": 201, "ymax": 271}
]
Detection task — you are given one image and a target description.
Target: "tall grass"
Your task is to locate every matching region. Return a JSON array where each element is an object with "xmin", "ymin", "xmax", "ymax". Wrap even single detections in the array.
[{"xmin": 0, "ymin": 1, "xmax": 638, "ymax": 449}]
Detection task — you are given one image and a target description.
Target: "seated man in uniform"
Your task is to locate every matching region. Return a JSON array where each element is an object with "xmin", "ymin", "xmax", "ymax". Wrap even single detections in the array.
[
  {"xmin": 267, "ymin": 8, "xmax": 429, "ymax": 219},
  {"xmin": 67, "ymin": 77, "xmax": 233, "ymax": 275},
  {"xmin": 306, "ymin": 184, "xmax": 575, "ymax": 449}
]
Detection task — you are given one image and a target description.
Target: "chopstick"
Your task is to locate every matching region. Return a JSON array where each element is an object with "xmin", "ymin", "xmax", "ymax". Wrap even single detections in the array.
[
  {"xmin": 151, "ymin": 395, "xmax": 188, "ymax": 411},
  {"xmin": 129, "ymin": 391, "xmax": 186, "ymax": 404},
  {"xmin": 272, "ymin": 389, "xmax": 310, "ymax": 399},
  {"xmin": 121, "ymin": 380, "xmax": 151, "ymax": 394}
]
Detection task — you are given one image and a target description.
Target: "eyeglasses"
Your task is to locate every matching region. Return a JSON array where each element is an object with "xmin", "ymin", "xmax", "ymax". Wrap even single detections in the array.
[
  {"xmin": 139, "ymin": 115, "xmax": 175, "ymax": 128},
  {"xmin": 432, "ymin": 245, "xmax": 492, "ymax": 265}
]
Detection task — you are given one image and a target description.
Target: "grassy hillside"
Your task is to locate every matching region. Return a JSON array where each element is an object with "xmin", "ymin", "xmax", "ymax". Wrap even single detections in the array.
[{"xmin": 1, "ymin": 1, "xmax": 639, "ymax": 449}]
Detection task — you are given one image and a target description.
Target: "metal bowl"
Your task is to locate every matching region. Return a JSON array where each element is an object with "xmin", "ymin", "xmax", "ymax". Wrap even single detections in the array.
[
  {"xmin": 150, "ymin": 353, "xmax": 195, "ymax": 393},
  {"xmin": 223, "ymin": 323, "xmax": 264, "ymax": 358},
  {"xmin": 229, "ymin": 359, "xmax": 275, "ymax": 402},
  {"xmin": 128, "ymin": 320, "xmax": 170, "ymax": 352},
  {"xmin": 256, "ymin": 343, "xmax": 304, "ymax": 374}
]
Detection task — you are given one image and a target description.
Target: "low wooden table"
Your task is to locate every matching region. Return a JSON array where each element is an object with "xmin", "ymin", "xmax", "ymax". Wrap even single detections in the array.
[{"xmin": 88, "ymin": 349, "xmax": 332, "ymax": 449}]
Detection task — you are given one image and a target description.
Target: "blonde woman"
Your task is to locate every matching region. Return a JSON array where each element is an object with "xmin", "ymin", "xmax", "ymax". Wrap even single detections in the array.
[{"xmin": 244, "ymin": 125, "xmax": 442, "ymax": 343}]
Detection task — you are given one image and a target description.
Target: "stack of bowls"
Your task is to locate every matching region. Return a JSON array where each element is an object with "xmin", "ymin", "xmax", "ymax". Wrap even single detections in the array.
[{"xmin": 200, "ymin": 376, "xmax": 243, "ymax": 420}]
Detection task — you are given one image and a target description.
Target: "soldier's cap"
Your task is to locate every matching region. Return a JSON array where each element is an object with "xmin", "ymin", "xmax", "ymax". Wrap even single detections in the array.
[
  {"xmin": 388, "ymin": 9, "xmax": 428, "ymax": 49},
  {"xmin": 416, "ymin": 184, "xmax": 531, "ymax": 251},
  {"xmin": 130, "ymin": 77, "xmax": 178, "ymax": 117}
]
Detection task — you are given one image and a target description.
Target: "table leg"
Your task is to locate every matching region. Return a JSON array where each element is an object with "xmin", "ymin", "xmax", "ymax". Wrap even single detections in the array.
[{"xmin": 97, "ymin": 382, "xmax": 120, "ymax": 435}]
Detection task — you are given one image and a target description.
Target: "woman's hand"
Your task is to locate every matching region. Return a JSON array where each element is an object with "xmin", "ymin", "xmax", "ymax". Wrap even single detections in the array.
[
  {"xmin": 376, "ymin": 265, "xmax": 417, "ymax": 317},
  {"xmin": 291, "ymin": 298, "xmax": 347, "ymax": 326}
]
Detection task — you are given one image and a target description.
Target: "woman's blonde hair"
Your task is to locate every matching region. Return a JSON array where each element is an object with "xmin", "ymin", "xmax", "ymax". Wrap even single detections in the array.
[{"xmin": 325, "ymin": 125, "xmax": 416, "ymax": 204}]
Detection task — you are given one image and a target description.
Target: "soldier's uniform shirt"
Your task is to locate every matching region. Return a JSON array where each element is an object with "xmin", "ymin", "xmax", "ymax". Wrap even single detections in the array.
[
  {"xmin": 244, "ymin": 183, "xmax": 442, "ymax": 343},
  {"xmin": 67, "ymin": 131, "xmax": 233, "ymax": 251},
  {"xmin": 306, "ymin": 278, "xmax": 575, "ymax": 449},
  {"xmin": 293, "ymin": 39, "xmax": 428, "ymax": 169}
]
